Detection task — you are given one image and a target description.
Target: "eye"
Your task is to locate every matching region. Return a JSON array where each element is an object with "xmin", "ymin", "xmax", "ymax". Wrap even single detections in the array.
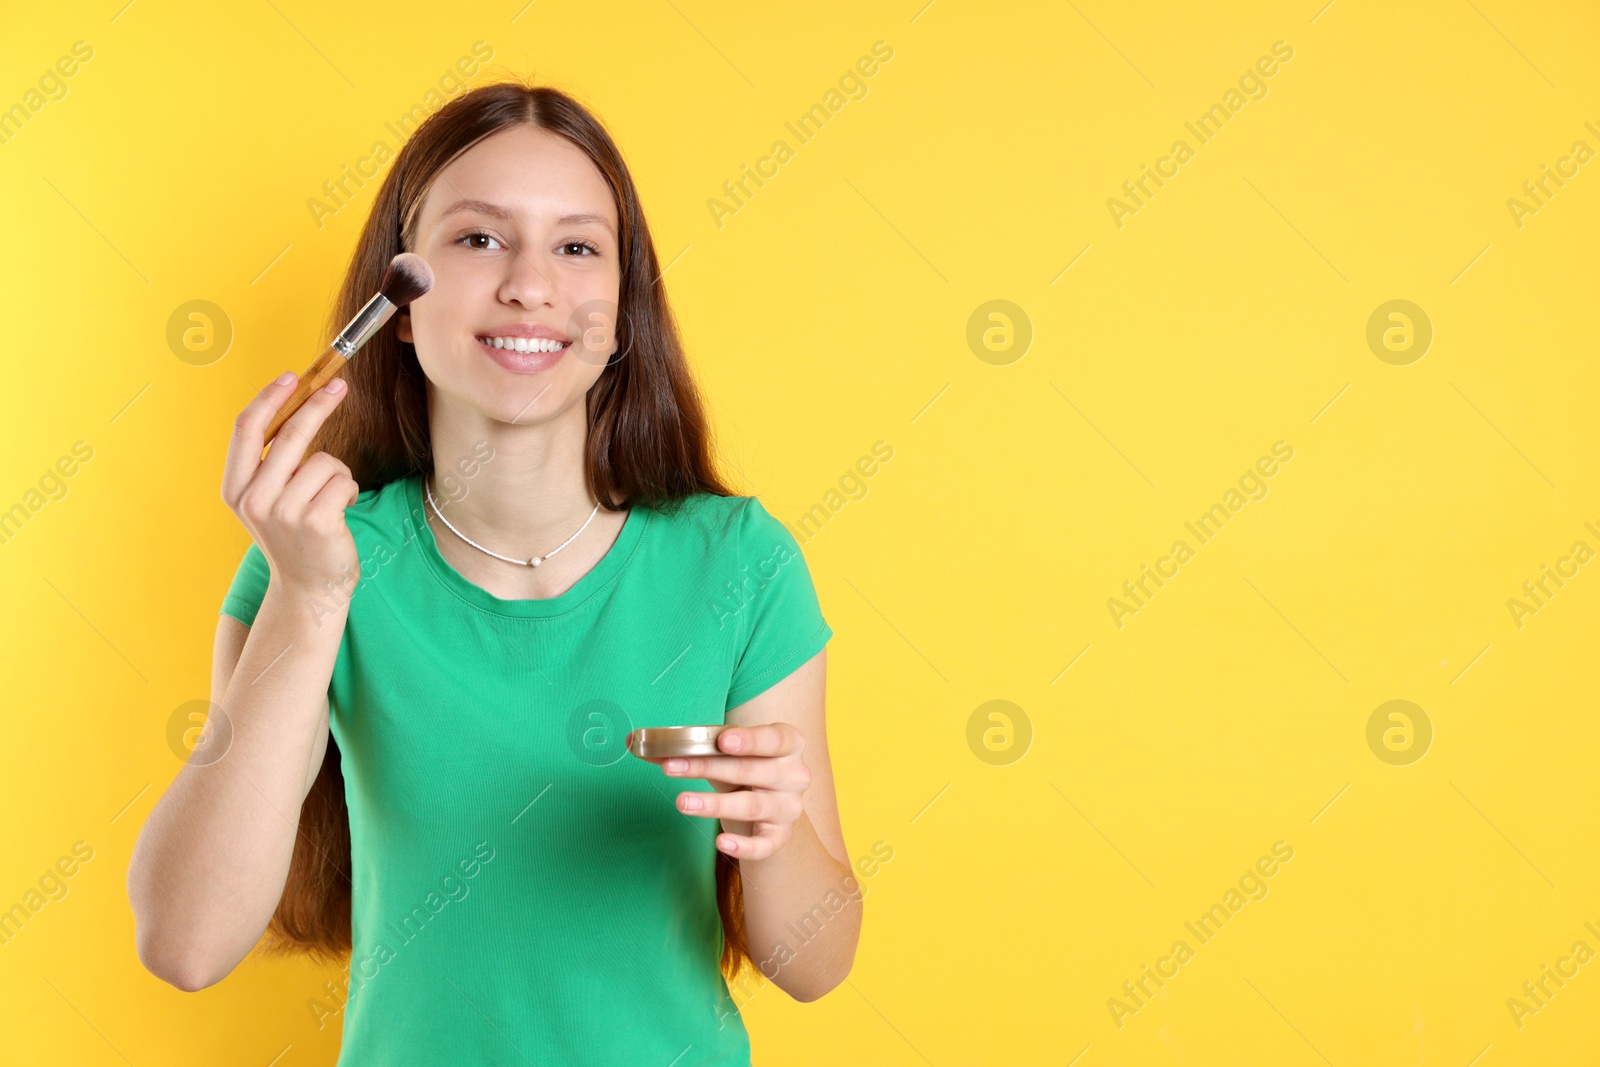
[
  {"xmin": 559, "ymin": 241, "xmax": 600, "ymax": 256},
  {"xmin": 457, "ymin": 230, "xmax": 503, "ymax": 251}
]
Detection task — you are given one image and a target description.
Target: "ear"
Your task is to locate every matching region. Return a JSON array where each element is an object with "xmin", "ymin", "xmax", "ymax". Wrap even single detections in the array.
[{"xmin": 396, "ymin": 308, "xmax": 413, "ymax": 343}]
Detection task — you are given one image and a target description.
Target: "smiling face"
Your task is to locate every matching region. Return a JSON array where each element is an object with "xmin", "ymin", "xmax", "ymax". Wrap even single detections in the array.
[{"xmin": 396, "ymin": 124, "xmax": 623, "ymax": 426}]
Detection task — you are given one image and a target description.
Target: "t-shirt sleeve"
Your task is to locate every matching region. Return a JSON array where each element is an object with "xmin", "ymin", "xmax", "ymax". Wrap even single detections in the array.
[
  {"xmin": 219, "ymin": 541, "xmax": 272, "ymax": 627},
  {"xmin": 726, "ymin": 497, "xmax": 833, "ymax": 711}
]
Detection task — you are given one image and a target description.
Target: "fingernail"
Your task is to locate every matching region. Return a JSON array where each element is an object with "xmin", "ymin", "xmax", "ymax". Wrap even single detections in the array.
[
  {"xmin": 664, "ymin": 759, "xmax": 687, "ymax": 773},
  {"xmin": 325, "ymin": 378, "xmax": 345, "ymax": 394},
  {"xmin": 276, "ymin": 371, "xmax": 295, "ymax": 385},
  {"xmin": 680, "ymin": 794, "xmax": 702, "ymax": 811},
  {"xmin": 723, "ymin": 732, "xmax": 742, "ymax": 752}
]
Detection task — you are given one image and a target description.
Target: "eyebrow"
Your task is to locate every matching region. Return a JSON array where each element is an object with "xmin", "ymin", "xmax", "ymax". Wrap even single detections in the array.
[{"xmin": 438, "ymin": 199, "xmax": 615, "ymax": 236}]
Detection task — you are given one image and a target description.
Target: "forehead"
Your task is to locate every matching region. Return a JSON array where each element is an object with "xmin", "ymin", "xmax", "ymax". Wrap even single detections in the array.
[{"xmin": 417, "ymin": 125, "xmax": 616, "ymax": 233}]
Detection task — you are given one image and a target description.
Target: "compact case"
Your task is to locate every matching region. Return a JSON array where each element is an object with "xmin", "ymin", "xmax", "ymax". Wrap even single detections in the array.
[{"xmin": 626, "ymin": 725, "xmax": 728, "ymax": 758}]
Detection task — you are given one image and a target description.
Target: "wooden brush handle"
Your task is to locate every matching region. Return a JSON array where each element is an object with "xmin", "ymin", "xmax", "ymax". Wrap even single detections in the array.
[{"xmin": 263, "ymin": 345, "xmax": 348, "ymax": 446}]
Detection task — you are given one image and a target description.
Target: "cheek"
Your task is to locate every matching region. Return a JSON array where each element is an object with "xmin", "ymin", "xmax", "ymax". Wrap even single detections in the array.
[
  {"xmin": 407, "ymin": 303, "xmax": 478, "ymax": 367},
  {"xmin": 407, "ymin": 268, "xmax": 480, "ymax": 338}
]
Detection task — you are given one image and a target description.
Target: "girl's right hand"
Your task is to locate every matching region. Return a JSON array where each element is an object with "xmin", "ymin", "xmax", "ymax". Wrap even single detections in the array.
[{"xmin": 222, "ymin": 372, "xmax": 360, "ymax": 599}]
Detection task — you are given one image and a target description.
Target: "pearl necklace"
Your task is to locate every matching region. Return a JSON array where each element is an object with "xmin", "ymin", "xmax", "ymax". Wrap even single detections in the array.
[{"xmin": 424, "ymin": 474, "xmax": 600, "ymax": 568}]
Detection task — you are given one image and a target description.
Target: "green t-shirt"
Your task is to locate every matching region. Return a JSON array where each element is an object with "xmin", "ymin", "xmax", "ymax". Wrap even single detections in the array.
[{"xmin": 218, "ymin": 471, "xmax": 833, "ymax": 1065}]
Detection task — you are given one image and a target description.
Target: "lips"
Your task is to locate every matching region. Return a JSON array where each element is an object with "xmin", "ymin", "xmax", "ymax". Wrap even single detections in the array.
[
  {"xmin": 475, "ymin": 335, "xmax": 568, "ymax": 373},
  {"xmin": 475, "ymin": 322, "xmax": 570, "ymax": 341}
]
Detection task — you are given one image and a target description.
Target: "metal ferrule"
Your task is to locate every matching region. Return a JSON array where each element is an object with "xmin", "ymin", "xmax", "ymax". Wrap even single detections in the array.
[{"xmin": 331, "ymin": 292, "xmax": 398, "ymax": 357}]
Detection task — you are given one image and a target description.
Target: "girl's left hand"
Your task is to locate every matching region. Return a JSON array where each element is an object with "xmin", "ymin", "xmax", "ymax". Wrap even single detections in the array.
[{"xmin": 650, "ymin": 723, "xmax": 811, "ymax": 860}]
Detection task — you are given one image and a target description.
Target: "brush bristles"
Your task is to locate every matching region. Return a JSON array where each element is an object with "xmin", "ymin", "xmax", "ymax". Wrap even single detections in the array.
[{"xmin": 380, "ymin": 253, "xmax": 434, "ymax": 307}]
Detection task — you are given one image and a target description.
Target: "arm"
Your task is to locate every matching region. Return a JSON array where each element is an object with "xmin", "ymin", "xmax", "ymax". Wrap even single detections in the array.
[
  {"xmin": 126, "ymin": 590, "xmax": 340, "ymax": 991},
  {"xmin": 661, "ymin": 648, "xmax": 860, "ymax": 1002},
  {"xmin": 130, "ymin": 368, "xmax": 357, "ymax": 991}
]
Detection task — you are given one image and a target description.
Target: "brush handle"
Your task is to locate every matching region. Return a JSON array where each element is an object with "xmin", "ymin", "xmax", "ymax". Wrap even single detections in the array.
[{"xmin": 263, "ymin": 344, "xmax": 349, "ymax": 446}]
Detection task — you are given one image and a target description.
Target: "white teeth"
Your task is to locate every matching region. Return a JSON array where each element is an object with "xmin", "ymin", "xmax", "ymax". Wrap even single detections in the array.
[{"xmin": 479, "ymin": 336, "xmax": 568, "ymax": 354}]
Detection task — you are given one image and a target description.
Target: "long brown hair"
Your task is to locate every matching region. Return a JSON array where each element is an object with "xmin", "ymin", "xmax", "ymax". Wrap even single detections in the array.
[{"xmin": 254, "ymin": 80, "xmax": 748, "ymax": 982}]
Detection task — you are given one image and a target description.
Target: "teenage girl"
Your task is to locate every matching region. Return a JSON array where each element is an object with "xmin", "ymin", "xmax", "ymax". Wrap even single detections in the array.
[{"xmin": 128, "ymin": 81, "xmax": 859, "ymax": 1065}]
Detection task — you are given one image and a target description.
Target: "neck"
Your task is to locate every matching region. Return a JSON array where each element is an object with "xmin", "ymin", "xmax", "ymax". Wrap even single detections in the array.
[{"xmin": 424, "ymin": 387, "xmax": 604, "ymax": 555}]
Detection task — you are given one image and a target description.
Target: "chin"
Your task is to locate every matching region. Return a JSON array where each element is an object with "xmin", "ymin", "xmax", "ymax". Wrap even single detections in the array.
[{"xmin": 488, "ymin": 381, "xmax": 572, "ymax": 426}]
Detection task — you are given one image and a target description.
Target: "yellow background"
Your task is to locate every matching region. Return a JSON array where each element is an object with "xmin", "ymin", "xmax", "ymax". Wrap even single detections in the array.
[{"xmin": 1, "ymin": 0, "xmax": 1597, "ymax": 1063}]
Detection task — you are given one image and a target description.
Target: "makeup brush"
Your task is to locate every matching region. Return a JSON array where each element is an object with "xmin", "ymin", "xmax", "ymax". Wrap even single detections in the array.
[{"xmin": 262, "ymin": 252, "xmax": 434, "ymax": 445}]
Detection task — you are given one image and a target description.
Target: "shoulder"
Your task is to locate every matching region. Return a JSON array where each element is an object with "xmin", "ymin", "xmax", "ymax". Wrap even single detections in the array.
[
  {"xmin": 648, "ymin": 492, "xmax": 797, "ymax": 552},
  {"xmin": 342, "ymin": 473, "xmax": 415, "ymax": 543},
  {"xmin": 349, "ymin": 474, "xmax": 403, "ymax": 514}
]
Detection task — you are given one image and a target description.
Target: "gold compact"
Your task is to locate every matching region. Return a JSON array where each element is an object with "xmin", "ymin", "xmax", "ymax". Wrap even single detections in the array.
[{"xmin": 626, "ymin": 725, "xmax": 727, "ymax": 759}]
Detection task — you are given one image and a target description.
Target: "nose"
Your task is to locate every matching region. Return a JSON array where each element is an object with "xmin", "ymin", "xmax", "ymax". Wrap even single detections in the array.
[{"xmin": 498, "ymin": 247, "xmax": 556, "ymax": 308}]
